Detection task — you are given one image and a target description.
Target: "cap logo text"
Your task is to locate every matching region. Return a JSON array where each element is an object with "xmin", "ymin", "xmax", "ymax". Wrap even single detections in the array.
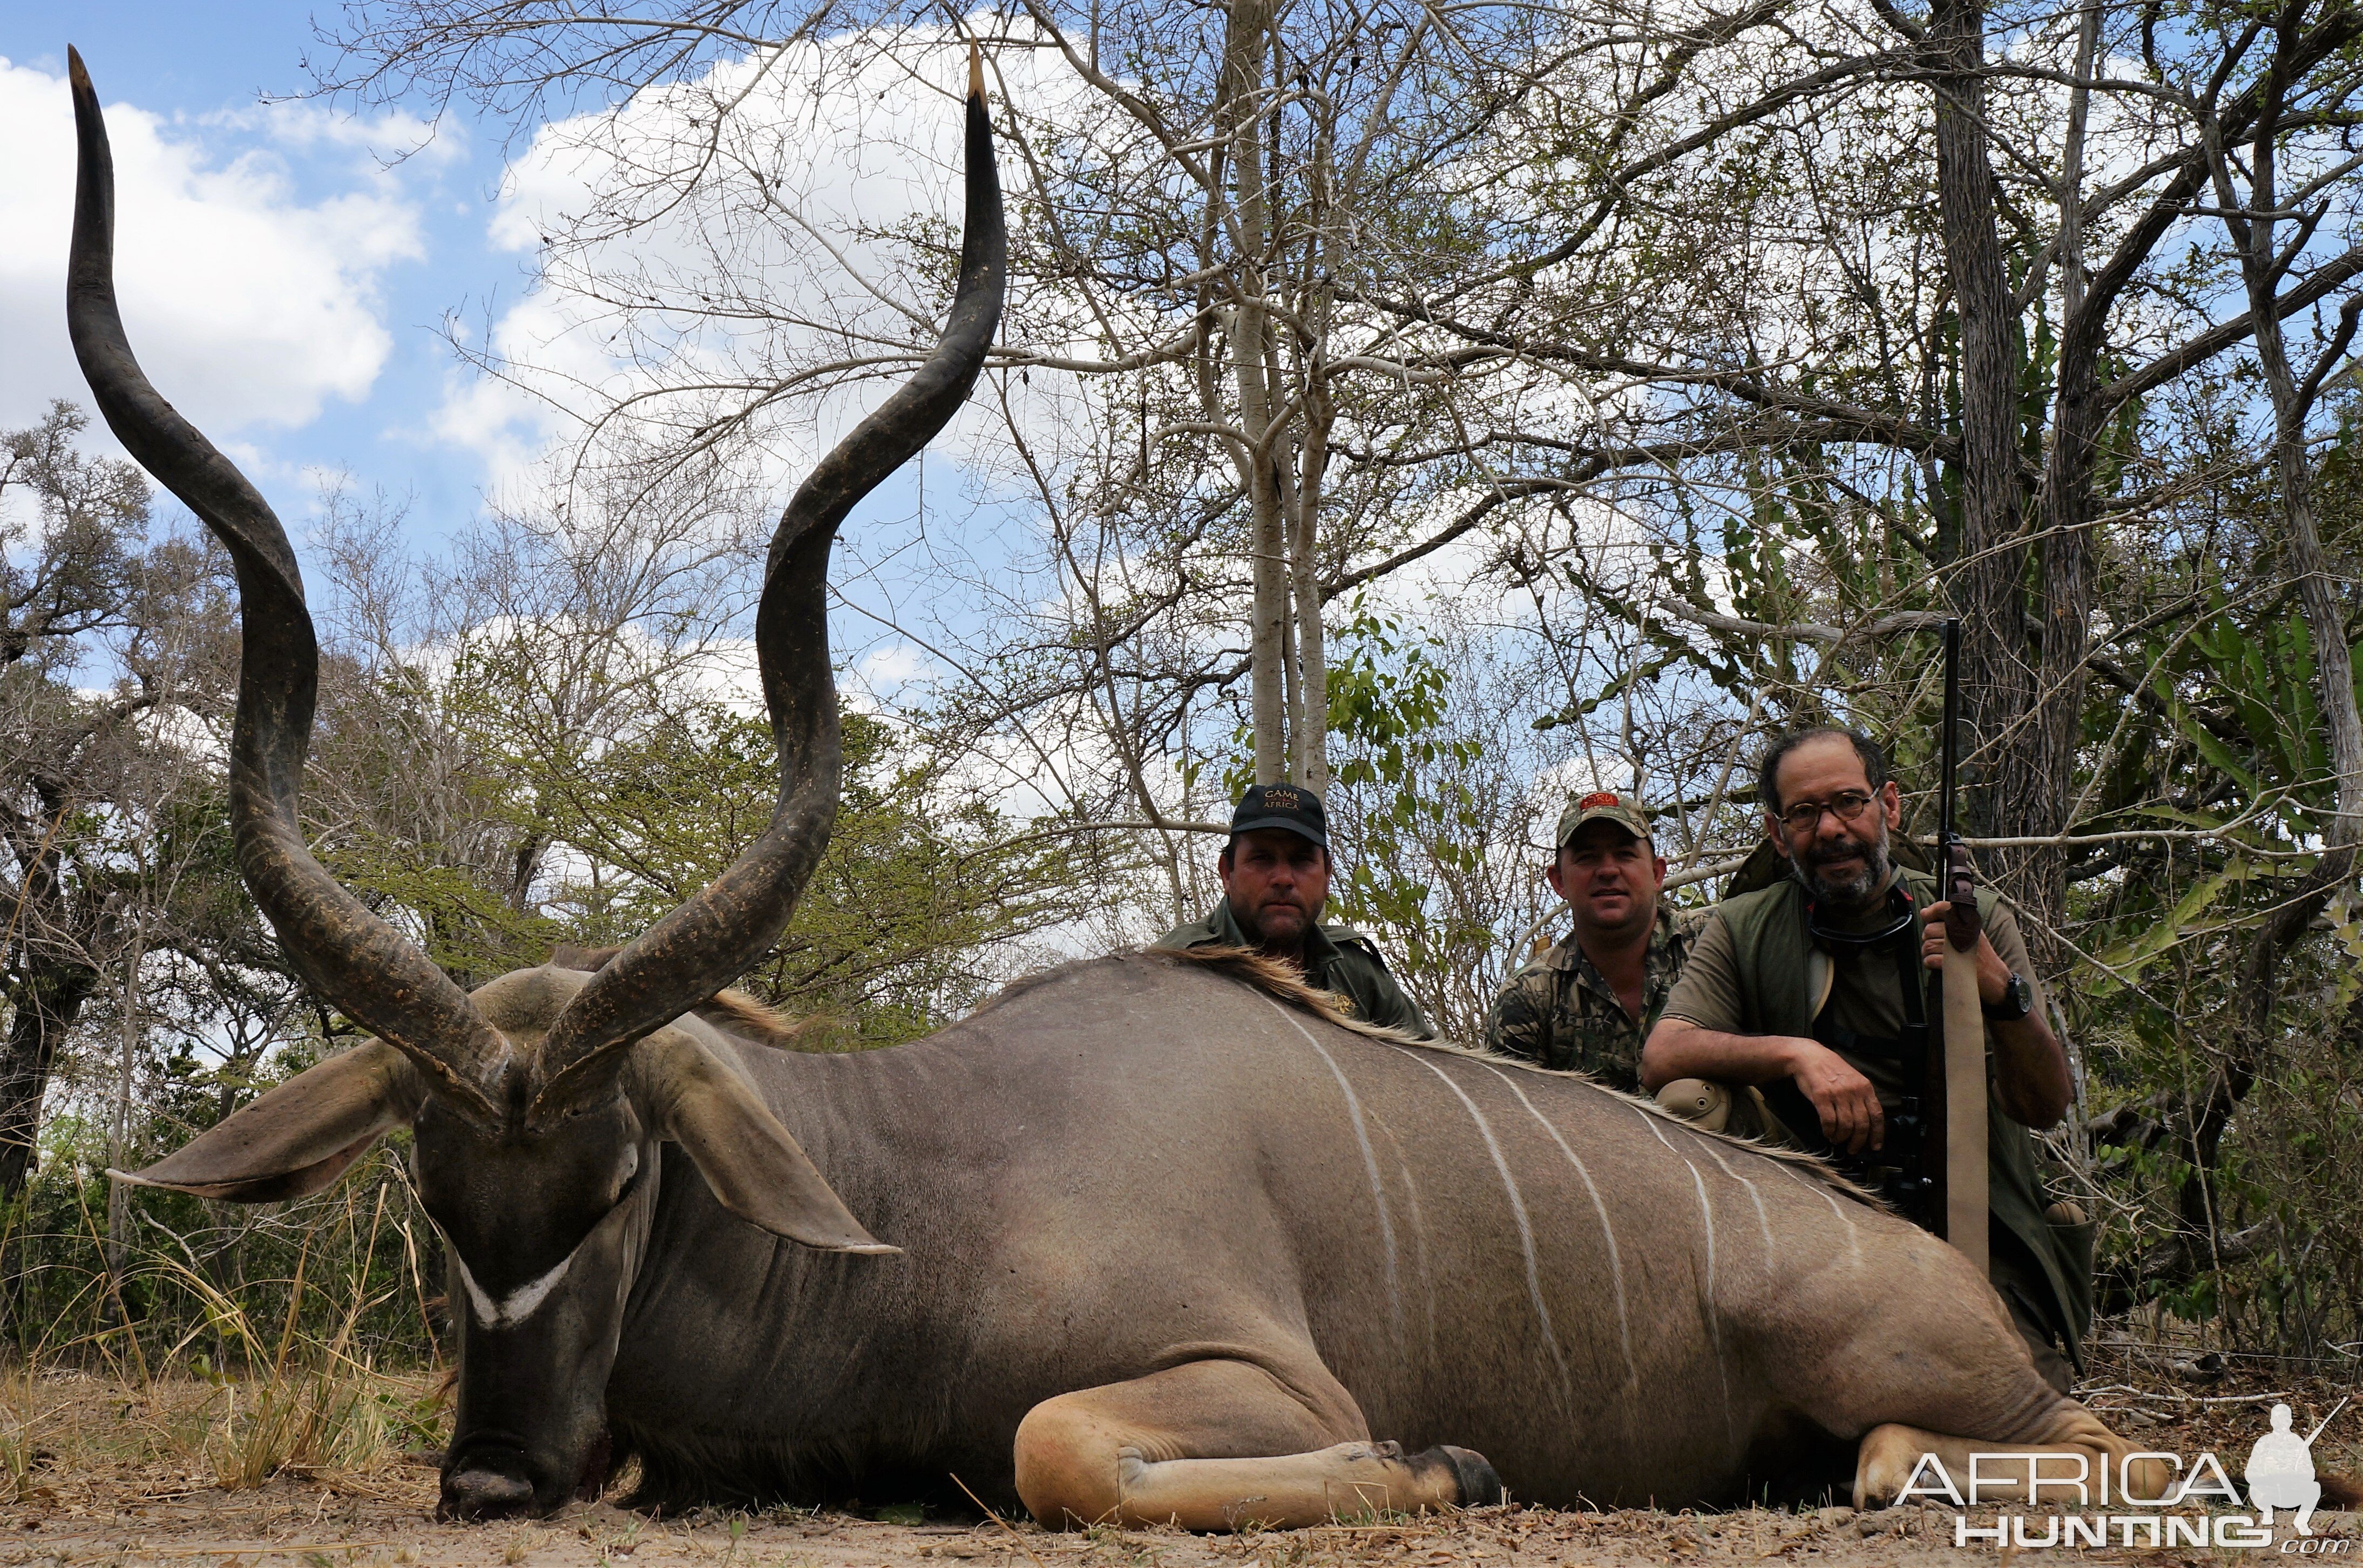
[{"xmin": 1577, "ymin": 791, "xmax": 1620, "ymax": 811}]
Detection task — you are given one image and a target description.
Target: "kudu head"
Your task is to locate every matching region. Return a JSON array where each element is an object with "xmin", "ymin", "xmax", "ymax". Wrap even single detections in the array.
[{"xmin": 65, "ymin": 45, "xmax": 1004, "ymax": 1519}]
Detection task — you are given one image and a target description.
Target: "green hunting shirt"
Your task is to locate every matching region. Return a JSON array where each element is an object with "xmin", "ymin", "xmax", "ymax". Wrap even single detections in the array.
[
  {"xmin": 1153, "ymin": 900, "xmax": 1434, "ymax": 1038},
  {"xmin": 1660, "ymin": 868, "xmax": 2093, "ymax": 1367},
  {"xmin": 1484, "ymin": 903, "xmax": 1699, "ymax": 1093}
]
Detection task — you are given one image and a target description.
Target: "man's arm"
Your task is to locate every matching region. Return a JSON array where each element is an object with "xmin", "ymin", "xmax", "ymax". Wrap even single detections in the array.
[
  {"xmin": 1642, "ymin": 1018, "xmax": 1887, "ymax": 1154},
  {"xmin": 1642, "ymin": 911, "xmax": 1885, "ymax": 1154},
  {"xmin": 1484, "ymin": 969, "xmax": 1550, "ymax": 1061},
  {"xmin": 1371, "ymin": 980, "xmax": 1435, "ymax": 1040},
  {"xmin": 1338, "ymin": 940, "xmax": 1436, "ymax": 1040},
  {"xmin": 1919, "ymin": 901, "xmax": 2071, "ymax": 1129}
]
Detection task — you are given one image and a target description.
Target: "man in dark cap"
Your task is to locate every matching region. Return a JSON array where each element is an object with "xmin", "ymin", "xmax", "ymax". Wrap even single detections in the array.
[
  {"xmin": 1153, "ymin": 783, "xmax": 1433, "ymax": 1037},
  {"xmin": 1484, "ymin": 791, "xmax": 1698, "ymax": 1094}
]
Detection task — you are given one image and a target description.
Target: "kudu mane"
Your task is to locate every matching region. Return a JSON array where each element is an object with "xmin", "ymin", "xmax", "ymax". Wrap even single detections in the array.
[{"xmin": 1118, "ymin": 945, "xmax": 1883, "ymax": 1204}]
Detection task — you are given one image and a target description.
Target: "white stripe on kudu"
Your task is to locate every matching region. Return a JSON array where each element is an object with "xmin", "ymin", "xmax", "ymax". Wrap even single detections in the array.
[
  {"xmin": 1397, "ymin": 1049, "xmax": 1576, "ymax": 1419},
  {"xmin": 1776, "ymin": 1159, "xmax": 1866, "ymax": 1271},
  {"xmin": 1686, "ymin": 1159, "xmax": 1738, "ymax": 1454},
  {"xmin": 1628, "ymin": 1104, "xmax": 1737, "ymax": 1455},
  {"xmin": 1478, "ymin": 1064, "xmax": 1638, "ymax": 1389},
  {"xmin": 451, "ymin": 1247, "xmax": 577, "ymax": 1332},
  {"xmin": 1694, "ymin": 1139, "xmax": 1779, "ymax": 1264},
  {"xmin": 1263, "ymin": 997, "xmax": 1405, "ymax": 1339}
]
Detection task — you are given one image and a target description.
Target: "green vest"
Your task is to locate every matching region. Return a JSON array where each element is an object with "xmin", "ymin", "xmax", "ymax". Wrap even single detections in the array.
[{"xmin": 1712, "ymin": 871, "xmax": 2092, "ymax": 1365}]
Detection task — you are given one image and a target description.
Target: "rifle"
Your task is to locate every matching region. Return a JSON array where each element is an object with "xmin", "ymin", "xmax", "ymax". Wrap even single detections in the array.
[{"xmin": 1937, "ymin": 618, "xmax": 1989, "ymax": 1276}]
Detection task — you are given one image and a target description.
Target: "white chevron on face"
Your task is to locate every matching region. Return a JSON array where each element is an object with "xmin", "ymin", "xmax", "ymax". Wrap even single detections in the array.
[
  {"xmin": 453, "ymin": 1246, "xmax": 577, "ymax": 1332},
  {"xmin": 450, "ymin": 1146, "xmax": 638, "ymax": 1331}
]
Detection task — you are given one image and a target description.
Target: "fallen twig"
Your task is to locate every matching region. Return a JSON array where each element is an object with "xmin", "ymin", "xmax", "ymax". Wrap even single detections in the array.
[{"xmin": 950, "ymin": 1471, "xmax": 1052, "ymax": 1568}]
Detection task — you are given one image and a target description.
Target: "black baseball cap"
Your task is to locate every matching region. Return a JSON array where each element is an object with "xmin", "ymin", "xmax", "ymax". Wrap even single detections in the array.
[{"xmin": 1229, "ymin": 783, "xmax": 1328, "ymax": 849}]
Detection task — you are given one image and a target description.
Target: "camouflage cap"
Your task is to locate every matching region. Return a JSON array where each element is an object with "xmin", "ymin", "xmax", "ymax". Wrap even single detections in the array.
[
  {"xmin": 1230, "ymin": 782, "xmax": 1328, "ymax": 849},
  {"xmin": 1554, "ymin": 790, "xmax": 1653, "ymax": 847}
]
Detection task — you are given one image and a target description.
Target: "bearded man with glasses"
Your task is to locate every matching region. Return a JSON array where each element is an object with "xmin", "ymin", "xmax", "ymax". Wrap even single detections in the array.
[{"xmin": 1638, "ymin": 727, "xmax": 2092, "ymax": 1392}]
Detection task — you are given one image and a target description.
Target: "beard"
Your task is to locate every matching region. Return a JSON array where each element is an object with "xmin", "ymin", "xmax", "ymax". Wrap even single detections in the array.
[
  {"xmin": 1238, "ymin": 895, "xmax": 1315, "ymax": 948},
  {"xmin": 1790, "ymin": 818, "xmax": 1894, "ymax": 909}
]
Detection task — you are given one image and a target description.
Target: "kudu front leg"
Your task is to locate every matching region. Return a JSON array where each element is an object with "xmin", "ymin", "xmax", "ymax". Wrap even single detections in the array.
[{"xmin": 1013, "ymin": 1358, "xmax": 1501, "ymax": 1530}]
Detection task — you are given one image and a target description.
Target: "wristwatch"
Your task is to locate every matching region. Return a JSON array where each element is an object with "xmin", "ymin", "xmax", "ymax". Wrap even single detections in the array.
[{"xmin": 1982, "ymin": 972, "xmax": 2034, "ymax": 1022}]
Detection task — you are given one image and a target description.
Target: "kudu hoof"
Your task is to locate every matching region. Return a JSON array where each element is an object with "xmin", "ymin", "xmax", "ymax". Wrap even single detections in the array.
[
  {"xmin": 438, "ymin": 1466, "xmax": 537, "ymax": 1521},
  {"xmin": 1411, "ymin": 1444, "xmax": 1506, "ymax": 1508}
]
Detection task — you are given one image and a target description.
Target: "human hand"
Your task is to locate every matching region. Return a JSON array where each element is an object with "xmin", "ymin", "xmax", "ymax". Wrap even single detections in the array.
[
  {"xmin": 1920, "ymin": 901, "xmax": 2010, "ymax": 1006},
  {"xmin": 1784, "ymin": 1038, "xmax": 1885, "ymax": 1155}
]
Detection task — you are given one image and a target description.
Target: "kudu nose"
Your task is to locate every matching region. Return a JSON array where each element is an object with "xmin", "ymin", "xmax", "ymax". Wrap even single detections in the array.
[{"xmin": 438, "ymin": 1464, "xmax": 537, "ymax": 1521}]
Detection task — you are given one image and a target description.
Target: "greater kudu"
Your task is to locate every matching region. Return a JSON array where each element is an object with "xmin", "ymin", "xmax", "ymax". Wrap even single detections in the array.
[{"xmin": 72, "ymin": 46, "xmax": 2180, "ymax": 1529}]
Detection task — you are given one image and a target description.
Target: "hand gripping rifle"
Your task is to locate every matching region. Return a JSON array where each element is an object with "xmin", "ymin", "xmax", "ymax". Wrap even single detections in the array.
[{"xmin": 1937, "ymin": 618, "xmax": 1990, "ymax": 1277}]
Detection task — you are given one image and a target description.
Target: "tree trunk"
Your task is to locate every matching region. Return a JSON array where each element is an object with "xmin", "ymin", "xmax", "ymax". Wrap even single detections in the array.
[
  {"xmin": 0, "ymin": 960, "xmax": 98, "ymax": 1198},
  {"xmin": 106, "ymin": 926, "xmax": 145, "ymax": 1285},
  {"xmin": 1929, "ymin": 0, "xmax": 2032, "ymax": 870},
  {"xmin": 2019, "ymin": 378, "xmax": 2104, "ymax": 942},
  {"xmin": 1218, "ymin": 0, "xmax": 1289, "ymax": 784},
  {"xmin": 1292, "ymin": 382, "xmax": 1333, "ymax": 793},
  {"xmin": 2003, "ymin": 0, "xmax": 2108, "ymax": 945}
]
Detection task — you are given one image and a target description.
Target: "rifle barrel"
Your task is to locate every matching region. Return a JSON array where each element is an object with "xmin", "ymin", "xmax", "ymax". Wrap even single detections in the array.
[{"xmin": 1940, "ymin": 617, "xmax": 1961, "ymax": 847}]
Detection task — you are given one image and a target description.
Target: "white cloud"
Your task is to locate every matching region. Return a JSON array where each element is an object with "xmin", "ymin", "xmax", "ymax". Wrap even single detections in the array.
[
  {"xmin": 854, "ymin": 642, "xmax": 937, "ymax": 693},
  {"xmin": 432, "ymin": 22, "xmax": 1079, "ymax": 503},
  {"xmin": 0, "ymin": 56, "xmax": 429, "ymax": 444},
  {"xmin": 208, "ymin": 96, "xmax": 462, "ymax": 169}
]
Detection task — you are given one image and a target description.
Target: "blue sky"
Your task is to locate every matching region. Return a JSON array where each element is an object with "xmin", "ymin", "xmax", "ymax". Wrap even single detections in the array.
[
  {"xmin": 0, "ymin": 1, "xmax": 1000, "ymax": 713},
  {"xmin": 1, "ymin": 1, "xmax": 518, "ymax": 540}
]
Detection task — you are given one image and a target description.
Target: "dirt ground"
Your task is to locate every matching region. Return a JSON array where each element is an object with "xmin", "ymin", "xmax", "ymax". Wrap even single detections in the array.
[{"xmin": 3, "ymin": 1350, "xmax": 2356, "ymax": 1567}]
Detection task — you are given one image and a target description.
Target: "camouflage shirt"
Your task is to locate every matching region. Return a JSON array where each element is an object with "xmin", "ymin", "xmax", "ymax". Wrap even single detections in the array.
[
  {"xmin": 1483, "ymin": 904, "xmax": 1699, "ymax": 1092},
  {"xmin": 1153, "ymin": 900, "xmax": 1434, "ymax": 1039}
]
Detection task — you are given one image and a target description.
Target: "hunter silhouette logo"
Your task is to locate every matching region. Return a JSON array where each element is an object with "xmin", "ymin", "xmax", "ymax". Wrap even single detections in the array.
[
  {"xmin": 2249, "ymin": 1399, "xmax": 2346, "ymax": 1536},
  {"xmin": 1903, "ymin": 1397, "xmax": 2358, "ymax": 1551}
]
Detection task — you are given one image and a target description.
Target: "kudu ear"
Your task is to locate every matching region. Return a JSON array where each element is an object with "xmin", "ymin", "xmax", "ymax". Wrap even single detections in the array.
[
  {"xmin": 635, "ymin": 1033, "xmax": 896, "ymax": 1255},
  {"xmin": 113, "ymin": 1041, "xmax": 425, "ymax": 1203}
]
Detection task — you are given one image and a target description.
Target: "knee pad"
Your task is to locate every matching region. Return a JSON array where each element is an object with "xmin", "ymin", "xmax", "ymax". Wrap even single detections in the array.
[{"xmin": 1656, "ymin": 1077, "xmax": 1732, "ymax": 1132}]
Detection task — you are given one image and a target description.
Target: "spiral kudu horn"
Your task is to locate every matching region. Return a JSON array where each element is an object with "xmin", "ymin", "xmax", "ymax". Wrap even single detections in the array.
[
  {"xmin": 527, "ymin": 47, "xmax": 1007, "ymax": 1119},
  {"xmin": 67, "ymin": 48, "xmax": 507, "ymax": 1126}
]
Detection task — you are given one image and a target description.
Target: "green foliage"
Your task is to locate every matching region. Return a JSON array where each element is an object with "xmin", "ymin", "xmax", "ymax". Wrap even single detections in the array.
[
  {"xmin": 498, "ymin": 694, "xmax": 1088, "ymax": 1049},
  {"xmin": 2049, "ymin": 456, "xmax": 2363, "ymax": 1350},
  {"xmin": 1319, "ymin": 610, "xmax": 1487, "ymax": 960},
  {"xmin": 290, "ymin": 600, "xmax": 1095, "ymax": 1051},
  {"xmin": 1325, "ymin": 609, "xmax": 1478, "ymax": 793}
]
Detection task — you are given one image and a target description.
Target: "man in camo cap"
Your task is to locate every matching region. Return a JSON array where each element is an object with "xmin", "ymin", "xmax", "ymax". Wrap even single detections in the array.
[{"xmin": 1484, "ymin": 790, "xmax": 1698, "ymax": 1093}]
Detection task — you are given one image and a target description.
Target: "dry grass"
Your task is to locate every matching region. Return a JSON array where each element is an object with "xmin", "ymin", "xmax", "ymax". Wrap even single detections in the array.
[
  {"xmin": 1, "ymin": 1368, "xmax": 436, "ymax": 1507},
  {"xmin": 0, "ymin": 1352, "xmax": 2354, "ymax": 1567},
  {"xmin": 199, "ymin": 1366, "xmax": 439, "ymax": 1491},
  {"xmin": 2, "ymin": 1176, "xmax": 444, "ymax": 1508},
  {"xmin": 0, "ymin": 1363, "xmax": 40, "ymax": 1506}
]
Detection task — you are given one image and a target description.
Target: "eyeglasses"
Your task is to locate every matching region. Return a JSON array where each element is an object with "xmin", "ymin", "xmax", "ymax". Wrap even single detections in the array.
[{"xmin": 1776, "ymin": 790, "xmax": 1877, "ymax": 832}]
